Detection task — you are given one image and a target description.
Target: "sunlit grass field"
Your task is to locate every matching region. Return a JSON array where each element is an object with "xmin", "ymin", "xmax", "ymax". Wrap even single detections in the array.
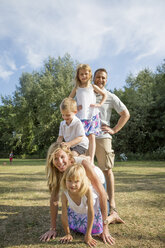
[{"xmin": 0, "ymin": 159, "xmax": 165, "ymax": 248}]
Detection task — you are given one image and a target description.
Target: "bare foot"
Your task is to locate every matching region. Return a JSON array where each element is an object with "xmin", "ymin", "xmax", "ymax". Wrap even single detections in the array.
[{"xmin": 107, "ymin": 211, "xmax": 125, "ymax": 224}]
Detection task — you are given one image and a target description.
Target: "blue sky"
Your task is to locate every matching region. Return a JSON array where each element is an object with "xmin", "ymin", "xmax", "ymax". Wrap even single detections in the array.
[{"xmin": 0, "ymin": 0, "xmax": 165, "ymax": 104}]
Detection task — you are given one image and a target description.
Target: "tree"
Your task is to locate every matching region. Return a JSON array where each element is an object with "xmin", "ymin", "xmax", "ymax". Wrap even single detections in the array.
[
  {"xmin": 3, "ymin": 54, "xmax": 77, "ymax": 156},
  {"xmin": 1, "ymin": 57, "xmax": 164, "ymax": 159},
  {"xmin": 146, "ymin": 60, "xmax": 165, "ymax": 152},
  {"xmin": 0, "ymin": 97, "xmax": 15, "ymax": 157},
  {"xmin": 111, "ymin": 69, "xmax": 156, "ymax": 154}
]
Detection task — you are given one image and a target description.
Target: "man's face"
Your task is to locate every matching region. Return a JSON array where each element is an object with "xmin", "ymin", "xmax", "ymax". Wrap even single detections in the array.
[{"xmin": 94, "ymin": 71, "xmax": 107, "ymax": 89}]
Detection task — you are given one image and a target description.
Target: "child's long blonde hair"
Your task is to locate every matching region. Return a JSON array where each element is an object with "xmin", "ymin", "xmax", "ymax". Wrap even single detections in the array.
[
  {"xmin": 61, "ymin": 163, "xmax": 90, "ymax": 197},
  {"xmin": 75, "ymin": 64, "xmax": 92, "ymax": 88},
  {"xmin": 46, "ymin": 142, "xmax": 74, "ymax": 193}
]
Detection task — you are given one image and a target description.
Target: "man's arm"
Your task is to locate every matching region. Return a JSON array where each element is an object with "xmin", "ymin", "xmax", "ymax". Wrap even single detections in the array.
[{"xmin": 101, "ymin": 109, "xmax": 130, "ymax": 135}]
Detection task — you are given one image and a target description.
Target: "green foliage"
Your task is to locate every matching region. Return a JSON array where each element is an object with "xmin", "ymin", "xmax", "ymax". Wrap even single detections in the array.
[
  {"xmin": 0, "ymin": 97, "xmax": 15, "ymax": 157},
  {"xmin": 0, "ymin": 57, "xmax": 165, "ymax": 159},
  {"xmin": 111, "ymin": 60, "xmax": 165, "ymax": 157},
  {"xmin": 147, "ymin": 62, "xmax": 165, "ymax": 150},
  {"xmin": 0, "ymin": 54, "xmax": 77, "ymax": 156}
]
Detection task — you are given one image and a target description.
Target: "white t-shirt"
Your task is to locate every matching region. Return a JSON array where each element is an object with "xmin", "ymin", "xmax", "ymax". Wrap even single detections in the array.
[
  {"xmin": 59, "ymin": 116, "xmax": 89, "ymax": 149},
  {"xmin": 76, "ymin": 84, "xmax": 99, "ymax": 120},
  {"xmin": 96, "ymin": 88, "xmax": 127, "ymax": 139}
]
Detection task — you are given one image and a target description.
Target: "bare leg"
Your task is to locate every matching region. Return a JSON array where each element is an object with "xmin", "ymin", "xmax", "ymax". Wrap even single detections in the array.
[
  {"xmin": 71, "ymin": 151, "xmax": 79, "ymax": 157},
  {"xmin": 104, "ymin": 169, "xmax": 125, "ymax": 224},
  {"xmin": 104, "ymin": 169, "xmax": 115, "ymax": 208},
  {"xmin": 71, "ymin": 151, "xmax": 91, "ymax": 164},
  {"xmin": 79, "ymin": 154, "xmax": 91, "ymax": 163},
  {"xmin": 87, "ymin": 134, "xmax": 96, "ymax": 164}
]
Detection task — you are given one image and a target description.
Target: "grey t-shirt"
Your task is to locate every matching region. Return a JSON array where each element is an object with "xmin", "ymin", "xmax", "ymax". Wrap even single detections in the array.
[{"xmin": 96, "ymin": 88, "xmax": 127, "ymax": 139}]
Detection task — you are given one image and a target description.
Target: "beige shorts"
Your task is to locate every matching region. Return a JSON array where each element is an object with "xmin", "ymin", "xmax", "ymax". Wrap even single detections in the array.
[{"xmin": 95, "ymin": 138, "xmax": 115, "ymax": 171}]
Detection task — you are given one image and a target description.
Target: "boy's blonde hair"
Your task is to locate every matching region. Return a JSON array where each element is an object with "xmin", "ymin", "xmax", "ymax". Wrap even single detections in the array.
[
  {"xmin": 46, "ymin": 142, "xmax": 74, "ymax": 193},
  {"xmin": 75, "ymin": 64, "xmax": 92, "ymax": 88},
  {"xmin": 60, "ymin": 97, "xmax": 77, "ymax": 113},
  {"xmin": 61, "ymin": 163, "xmax": 90, "ymax": 197}
]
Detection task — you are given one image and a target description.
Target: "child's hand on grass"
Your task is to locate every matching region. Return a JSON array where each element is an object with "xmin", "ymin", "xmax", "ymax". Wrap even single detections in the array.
[
  {"xmin": 60, "ymin": 234, "xmax": 73, "ymax": 243},
  {"xmin": 84, "ymin": 234, "xmax": 97, "ymax": 247}
]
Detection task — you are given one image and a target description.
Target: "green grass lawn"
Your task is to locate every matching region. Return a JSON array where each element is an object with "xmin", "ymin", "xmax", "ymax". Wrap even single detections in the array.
[{"xmin": 0, "ymin": 159, "xmax": 165, "ymax": 248}]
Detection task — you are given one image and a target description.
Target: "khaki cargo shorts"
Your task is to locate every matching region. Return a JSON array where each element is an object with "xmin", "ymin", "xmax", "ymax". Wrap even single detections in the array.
[{"xmin": 95, "ymin": 138, "xmax": 115, "ymax": 170}]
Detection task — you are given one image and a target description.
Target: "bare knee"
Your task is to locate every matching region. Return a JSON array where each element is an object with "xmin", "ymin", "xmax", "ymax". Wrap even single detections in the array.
[
  {"xmin": 88, "ymin": 134, "xmax": 95, "ymax": 142},
  {"xmin": 71, "ymin": 151, "xmax": 79, "ymax": 156}
]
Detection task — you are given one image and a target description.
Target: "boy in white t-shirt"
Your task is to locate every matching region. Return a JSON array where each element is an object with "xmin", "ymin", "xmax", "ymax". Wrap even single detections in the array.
[{"xmin": 57, "ymin": 98, "xmax": 89, "ymax": 156}]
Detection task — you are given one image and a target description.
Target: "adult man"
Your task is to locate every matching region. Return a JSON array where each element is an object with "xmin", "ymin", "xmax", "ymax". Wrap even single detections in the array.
[{"xmin": 94, "ymin": 68, "xmax": 130, "ymax": 223}]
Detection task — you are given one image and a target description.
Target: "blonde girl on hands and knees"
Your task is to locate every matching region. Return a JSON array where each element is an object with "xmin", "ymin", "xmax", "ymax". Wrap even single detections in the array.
[
  {"xmin": 60, "ymin": 164, "xmax": 103, "ymax": 247},
  {"xmin": 69, "ymin": 64, "xmax": 106, "ymax": 165},
  {"xmin": 40, "ymin": 142, "xmax": 115, "ymax": 245}
]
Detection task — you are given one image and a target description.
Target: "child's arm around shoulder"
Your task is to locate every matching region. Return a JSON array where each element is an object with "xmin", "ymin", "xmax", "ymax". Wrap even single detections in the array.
[
  {"xmin": 60, "ymin": 192, "xmax": 73, "ymax": 243},
  {"xmin": 91, "ymin": 84, "xmax": 107, "ymax": 107},
  {"xmin": 85, "ymin": 188, "xmax": 97, "ymax": 247}
]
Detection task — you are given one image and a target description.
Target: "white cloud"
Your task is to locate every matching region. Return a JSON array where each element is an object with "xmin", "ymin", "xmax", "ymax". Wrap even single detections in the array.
[
  {"xmin": 0, "ymin": 52, "xmax": 17, "ymax": 80},
  {"xmin": 0, "ymin": 0, "xmax": 115, "ymax": 66},
  {"xmin": 0, "ymin": 65, "xmax": 14, "ymax": 80},
  {"xmin": 25, "ymin": 47, "xmax": 44, "ymax": 69},
  {"xmin": 99, "ymin": 0, "xmax": 165, "ymax": 58},
  {"xmin": 0, "ymin": 0, "xmax": 165, "ymax": 84},
  {"xmin": 0, "ymin": 52, "xmax": 17, "ymax": 71},
  {"xmin": 19, "ymin": 64, "xmax": 27, "ymax": 70}
]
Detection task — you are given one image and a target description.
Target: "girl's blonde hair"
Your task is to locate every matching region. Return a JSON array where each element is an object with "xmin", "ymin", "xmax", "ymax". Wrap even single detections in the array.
[
  {"xmin": 46, "ymin": 142, "xmax": 74, "ymax": 193},
  {"xmin": 61, "ymin": 163, "xmax": 90, "ymax": 197},
  {"xmin": 75, "ymin": 64, "xmax": 92, "ymax": 88}
]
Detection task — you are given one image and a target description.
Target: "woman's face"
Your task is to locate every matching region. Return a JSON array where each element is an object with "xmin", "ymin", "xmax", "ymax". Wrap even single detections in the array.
[{"xmin": 53, "ymin": 149, "xmax": 71, "ymax": 172}]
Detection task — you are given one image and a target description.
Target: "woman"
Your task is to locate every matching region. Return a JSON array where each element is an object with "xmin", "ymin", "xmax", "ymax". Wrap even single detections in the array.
[{"xmin": 40, "ymin": 142, "xmax": 115, "ymax": 245}]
